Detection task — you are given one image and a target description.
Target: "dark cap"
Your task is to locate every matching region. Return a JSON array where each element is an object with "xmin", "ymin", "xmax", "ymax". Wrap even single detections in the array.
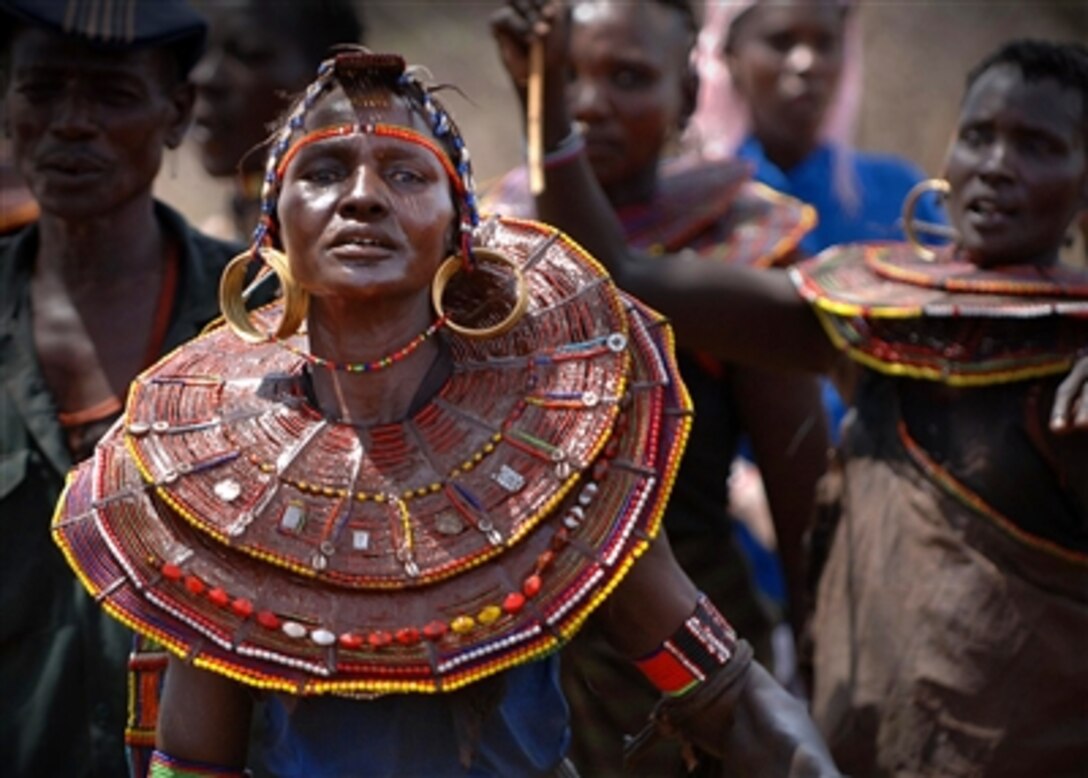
[{"xmin": 0, "ymin": 0, "xmax": 207, "ymax": 76}]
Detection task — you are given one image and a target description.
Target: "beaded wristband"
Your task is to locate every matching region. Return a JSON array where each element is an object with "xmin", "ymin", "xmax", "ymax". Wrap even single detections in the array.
[
  {"xmin": 148, "ymin": 751, "xmax": 249, "ymax": 778},
  {"xmin": 634, "ymin": 593, "xmax": 738, "ymax": 697},
  {"xmin": 543, "ymin": 126, "xmax": 587, "ymax": 171}
]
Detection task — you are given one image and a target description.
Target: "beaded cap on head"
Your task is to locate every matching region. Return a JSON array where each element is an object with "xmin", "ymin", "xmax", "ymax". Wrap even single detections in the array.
[{"xmin": 250, "ymin": 48, "xmax": 480, "ymax": 270}]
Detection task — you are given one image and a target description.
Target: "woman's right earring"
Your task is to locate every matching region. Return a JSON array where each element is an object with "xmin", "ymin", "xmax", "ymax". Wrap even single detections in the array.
[
  {"xmin": 219, "ymin": 247, "xmax": 309, "ymax": 343},
  {"xmin": 901, "ymin": 178, "xmax": 956, "ymax": 261}
]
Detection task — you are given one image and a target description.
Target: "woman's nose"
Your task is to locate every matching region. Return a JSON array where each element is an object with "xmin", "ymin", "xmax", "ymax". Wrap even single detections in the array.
[
  {"xmin": 978, "ymin": 138, "xmax": 1015, "ymax": 182},
  {"xmin": 191, "ymin": 48, "xmax": 226, "ymax": 91},
  {"xmin": 784, "ymin": 44, "xmax": 817, "ymax": 75},
  {"xmin": 568, "ymin": 78, "xmax": 608, "ymax": 123},
  {"xmin": 339, "ymin": 166, "xmax": 389, "ymax": 217}
]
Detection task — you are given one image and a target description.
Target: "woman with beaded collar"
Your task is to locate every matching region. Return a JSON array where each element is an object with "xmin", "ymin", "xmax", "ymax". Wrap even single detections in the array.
[
  {"xmin": 52, "ymin": 49, "xmax": 838, "ymax": 776},
  {"xmin": 494, "ymin": 7, "xmax": 1088, "ymax": 773}
]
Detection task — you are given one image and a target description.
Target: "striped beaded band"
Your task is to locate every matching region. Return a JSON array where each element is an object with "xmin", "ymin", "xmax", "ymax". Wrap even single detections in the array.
[
  {"xmin": 148, "ymin": 751, "xmax": 248, "ymax": 778},
  {"xmin": 634, "ymin": 594, "xmax": 738, "ymax": 697}
]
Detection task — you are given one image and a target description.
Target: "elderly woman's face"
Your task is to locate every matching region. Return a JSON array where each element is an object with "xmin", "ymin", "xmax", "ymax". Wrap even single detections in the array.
[{"xmin": 277, "ymin": 89, "xmax": 457, "ymax": 304}]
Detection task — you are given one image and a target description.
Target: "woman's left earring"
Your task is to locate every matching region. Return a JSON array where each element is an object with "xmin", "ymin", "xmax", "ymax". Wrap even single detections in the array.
[
  {"xmin": 901, "ymin": 178, "xmax": 955, "ymax": 262},
  {"xmin": 431, "ymin": 248, "xmax": 529, "ymax": 339}
]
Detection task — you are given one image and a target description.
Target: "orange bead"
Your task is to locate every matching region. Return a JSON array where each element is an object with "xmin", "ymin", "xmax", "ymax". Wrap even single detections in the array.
[{"xmin": 522, "ymin": 575, "xmax": 542, "ymax": 598}]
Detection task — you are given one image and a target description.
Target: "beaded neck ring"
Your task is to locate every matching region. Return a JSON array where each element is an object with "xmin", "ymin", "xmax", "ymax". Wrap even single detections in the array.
[{"xmin": 280, "ymin": 315, "xmax": 449, "ymax": 373}]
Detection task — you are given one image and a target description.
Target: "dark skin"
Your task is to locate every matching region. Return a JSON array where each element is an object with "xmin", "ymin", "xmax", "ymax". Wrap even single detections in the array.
[
  {"xmin": 160, "ymin": 84, "xmax": 786, "ymax": 769},
  {"xmin": 190, "ymin": 0, "xmax": 316, "ymax": 179},
  {"xmin": 5, "ymin": 28, "xmax": 195, "ymax": 457},
  {"xmin": 490, "ymin": 2, "xmax": 1088, "ymax": 437},
  {"xmin": 190, "ymin": 0, "xmax": 334, "ymax": 241},
  {"xmin": 495, "ymin": 0, "xmax": 829, "ymax": 640},
  {"xmin": 725, "ymin": 0, "xmax": 848, "ymax": 173}
]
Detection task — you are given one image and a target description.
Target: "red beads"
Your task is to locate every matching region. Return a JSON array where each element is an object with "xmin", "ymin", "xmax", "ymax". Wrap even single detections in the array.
[
  {"xmin": 257, "ymin": 610, "xmax": 281, "ymax": 630},
  {"xmin": 396, "ymin": 627, "xmax": 421, "ymax": 646},
  {"xmin": 503, "ymin": 592, "xmax": 526, "ymax": 614},
  {"xmin": 423, "ymin": 621, "xmax": 448, "ymax": 641},
  {"xmin": 184, "ymin": 575, "xmax": 205, "ymax": 595},
  {"xmin": 535, "ymin": 550, "xmax": 556, "ymax": 573},
  {"xmin": 522, "ymin": 574, "xmax": 543, "ymax": 598},
  {"xmin": 368, "ymin": 631, "xmax": 393, "ymax": 649},
  {"xmin": 161, "ymin": 563, "xmax": 183, "ymax": 581},
  {"xmin": 339, "ymin": 632, "xmax": 365, "ymax": 651},
  {"xmin": 207, "ymin": 587, "xmax": 230, "ymax": 608},
  {"xmin": 231, "ymin": 598, "xmax": 254, "ymax": 618}
]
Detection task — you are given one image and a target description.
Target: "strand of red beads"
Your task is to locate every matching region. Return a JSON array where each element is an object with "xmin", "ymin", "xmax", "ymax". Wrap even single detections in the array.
[{"xmin": 279, "ymin": 316, "xmax": 447, "ymax": 373}]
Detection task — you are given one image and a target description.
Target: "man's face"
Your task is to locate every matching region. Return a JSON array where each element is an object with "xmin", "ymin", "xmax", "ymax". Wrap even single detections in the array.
[{"xmin": 5, "ymin": 28, "xmax": 191, "ymax": 220}]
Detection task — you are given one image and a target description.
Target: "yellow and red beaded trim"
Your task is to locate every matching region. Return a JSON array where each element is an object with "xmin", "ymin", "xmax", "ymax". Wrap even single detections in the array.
[{"xmin": 810, "ymin": 308, "xmax": 1081, "ymax": 387}]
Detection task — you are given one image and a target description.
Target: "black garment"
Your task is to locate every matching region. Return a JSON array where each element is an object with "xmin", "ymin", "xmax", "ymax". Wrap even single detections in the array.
[{"xmin": 0, "ymin": 202, "xmax": 241, "ymax": 778}]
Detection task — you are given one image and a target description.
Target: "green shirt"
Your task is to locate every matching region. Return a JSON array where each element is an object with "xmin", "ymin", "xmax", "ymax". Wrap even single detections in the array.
[{"xmin": 0, "ymin": 202, "xmax": 241, "ymax": 778}]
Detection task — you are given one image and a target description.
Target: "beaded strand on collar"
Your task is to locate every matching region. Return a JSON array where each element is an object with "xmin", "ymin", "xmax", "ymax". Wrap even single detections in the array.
[{"xmin": 277, "ymin": 315, "xmax": 448, "ymax": 373}]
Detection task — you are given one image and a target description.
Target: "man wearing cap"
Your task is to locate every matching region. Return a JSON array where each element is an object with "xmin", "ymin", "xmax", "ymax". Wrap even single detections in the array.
[{"xmin": 0, "ymin": 2, "xmax": 243, "ymax": 774}]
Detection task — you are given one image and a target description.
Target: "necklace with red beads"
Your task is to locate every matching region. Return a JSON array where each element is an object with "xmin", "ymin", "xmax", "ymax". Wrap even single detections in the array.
[{"xmin": 278, "ymin": 315, "xmax": 448, "ymax": 373}]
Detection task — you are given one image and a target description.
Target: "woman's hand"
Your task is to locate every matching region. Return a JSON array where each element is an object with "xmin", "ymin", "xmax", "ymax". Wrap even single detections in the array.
[
  {"xmin": 490, "ymin": 0, "xmax": 569, "ymax": 95},
  {"xmin": 1051, "ymin": 355, "xmax": 1088, "ymax": 433}
]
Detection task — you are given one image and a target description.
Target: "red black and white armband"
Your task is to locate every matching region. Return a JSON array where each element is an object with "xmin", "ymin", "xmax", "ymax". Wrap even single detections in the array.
[{"xmin": 633, "ymin": 593, "xmax": 740, "ymax": 697}]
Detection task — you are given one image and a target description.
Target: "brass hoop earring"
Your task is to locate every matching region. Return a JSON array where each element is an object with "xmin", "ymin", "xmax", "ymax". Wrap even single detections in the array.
[
  {"xmin": 219, "ymin": 247, "xmax": 309, "ymax": 343},
  {"xmin": 902, "ymin": 178, "xmax": 951, "ymax": 262},
  {"xmin": 431, "ymin": 248, "xmax": 529, "ymax": 339}
]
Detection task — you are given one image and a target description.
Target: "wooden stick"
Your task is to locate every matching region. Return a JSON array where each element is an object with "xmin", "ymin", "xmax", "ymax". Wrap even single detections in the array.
[{"xmin": 527, "ymin": 37, "xmax": 545, "ymax": 195}]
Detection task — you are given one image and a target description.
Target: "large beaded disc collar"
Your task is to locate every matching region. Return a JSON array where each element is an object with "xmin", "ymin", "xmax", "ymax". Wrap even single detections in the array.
[
  {"xmin": 790, "ymin": 242, "xmax": 1088, "ymax": 386},
  {"xmin": 52, "ymin": 213, "xmax": 694, "ymax": 695}
]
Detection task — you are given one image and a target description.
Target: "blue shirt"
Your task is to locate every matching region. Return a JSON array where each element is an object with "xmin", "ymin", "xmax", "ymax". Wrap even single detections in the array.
[
  {"xmin": 256, "ymin": 657, "xmax": 569, "ymax": 777},
  {"xmin": 736, "ymin": 137, "xmax": 945, "ymax": 256},
  {"xmin": 736, "ymin": 138, "xmax": 947, "ymax": 440}
]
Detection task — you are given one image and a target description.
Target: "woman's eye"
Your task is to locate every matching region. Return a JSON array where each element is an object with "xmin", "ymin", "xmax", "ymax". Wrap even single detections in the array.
[
  {"xmin": 765, "ymin": 32, "xmax": 795, "ymax": 53},
  {"xmin": 959, "ymin": 126, "xmax": 988, "ymax": 148},
  {"xmin": 611, "ymin": 67, "xmax": 652, "ymax": 90},
  {"xmin": 301, "ymin": 164, "xmax": 344, "ymax": 185},
  {"xmin": 1019, "ymin": 134, "xmax": 1061, "ymax": 157},
  {"xmin": 387, "ymin": 166, "xmax": 427, "ymax": 186}
]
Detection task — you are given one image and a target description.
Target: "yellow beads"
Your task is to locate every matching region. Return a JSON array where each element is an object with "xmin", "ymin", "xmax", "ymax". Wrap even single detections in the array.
[{"xmin": 451, "ymin": 615, "xmax": 476, "ymax": 634}]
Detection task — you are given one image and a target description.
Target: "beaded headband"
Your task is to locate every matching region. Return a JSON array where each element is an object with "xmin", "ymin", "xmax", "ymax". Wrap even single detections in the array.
[{"xmin": 253, "ymin": 49, "xmax": 480, "ymax": 269}]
